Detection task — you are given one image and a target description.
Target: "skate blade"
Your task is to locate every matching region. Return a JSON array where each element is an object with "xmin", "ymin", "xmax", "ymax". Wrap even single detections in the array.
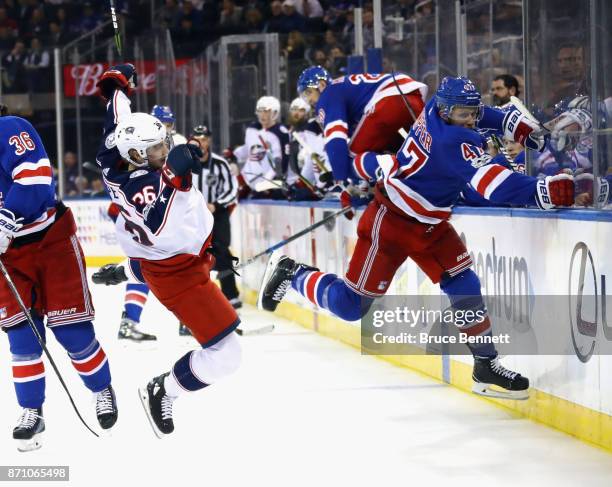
[
  {"xmin": 236, "ymin": 325, "xmax": 275, "ymax": 336},
  {"xmin": 137, "ymin": 387, "xmax": 166, "ymax": 439},
  {"xmin": 16, "ymin": 433, "xmax": 43, "ymax": 452},
  {"xmin": 257, "ymin": 251, "xmax": 282, "ymax": 311},
  {"xmin": 472, "ymin": 382, "xmax": 529, "ymax": 401}
]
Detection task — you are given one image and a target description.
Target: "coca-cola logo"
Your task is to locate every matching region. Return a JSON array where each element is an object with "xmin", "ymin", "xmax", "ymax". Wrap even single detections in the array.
[{"xmin": 63, "ymin": 58, "xmax": 198, "ymax": 97}]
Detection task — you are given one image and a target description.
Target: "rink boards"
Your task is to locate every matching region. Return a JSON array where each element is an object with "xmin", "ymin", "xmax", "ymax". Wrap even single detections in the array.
[{"xmin": 67, "ymin": 198, "xmax": 612, "ymax": 451}]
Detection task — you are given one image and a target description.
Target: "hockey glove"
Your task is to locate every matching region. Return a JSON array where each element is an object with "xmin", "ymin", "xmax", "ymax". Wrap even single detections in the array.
[
  {"xmin": 328, "ymin": 182, "xmax": 359, "ymax": 220},
  {"xmin": 503, "ymin": 109, "xmax": 547, "ymax": 152},
  {"xmin": 536, "ymin": 174, "xmax": 575, "ymax": 209},
  {"xmin": 96, "ymin": 63, "xmax": 138, "ymax": 101},
  {"xmin": 162, "ymin": 144, "xmax": 203, "ymax": 191},
  {"xmin": 0, "ymin": 209, "xmax": 23, "ymax": 254},
  {"xmin": 91, "ymin": 264, "xmax": 128, "ymax": 286}
]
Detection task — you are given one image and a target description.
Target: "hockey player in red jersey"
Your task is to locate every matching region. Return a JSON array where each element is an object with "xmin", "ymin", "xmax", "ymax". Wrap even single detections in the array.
[
  {"xmin": 259, "ymin": 77, "xmax": 575, "ymax": 400},
  {"xmin": 0, "ymin": 115, "xmax": 117, "ymax": 451},
  {"xmin": 95, "ymin": 65, "xmax": 241, "ymax": 437}
]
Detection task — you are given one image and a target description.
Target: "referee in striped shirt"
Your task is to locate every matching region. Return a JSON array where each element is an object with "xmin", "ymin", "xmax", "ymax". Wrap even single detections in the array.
[{"xmin": 189, "ymin": 125, "xmax": 241, "ymax": 308}]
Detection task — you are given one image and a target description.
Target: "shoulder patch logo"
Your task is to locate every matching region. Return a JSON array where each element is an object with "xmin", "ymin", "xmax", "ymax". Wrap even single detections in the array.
[{"xmin": 105, "ymin": 132, "xmax": 116, "ymax": 149}]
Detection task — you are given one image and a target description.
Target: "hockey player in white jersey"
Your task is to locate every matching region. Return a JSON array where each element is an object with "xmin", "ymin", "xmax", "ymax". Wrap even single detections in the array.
[
  {"xmin": 234, "ymin": 96, "xmax": 293, "ymax": 196},
  {"xmin": 96, "ymin": 102, "xmax": 242, "ymax": 436}
]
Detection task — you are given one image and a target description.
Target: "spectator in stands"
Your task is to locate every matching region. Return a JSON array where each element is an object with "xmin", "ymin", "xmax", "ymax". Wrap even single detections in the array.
[
  {"xmin": 264, "ymin": 1, "xmax": 285, "ymax": 33},
  {"xmin": 63, "ymin": 151, "xmax": 80, "ymax": 196},
  {"xmin": 490, "ymin": 74, "xmax": 520, "ymax": 106},
  {"xmin": 0, "ymin": 25, "xmax": 15, "ymax": 50},
  {"xmin": 2, "ymin": 39, "xmax": 27, "ymax": 94},
  {"xmin": 278, "ymin": 0, "xmax": 306, "ymax": 33},
  {"xmin": 0, "ymin": 7, "xmax": 18, "ymax": 35},
  {"xmin": 328, "ymin": 45, "xmax": 346, "ymax": 76},
  {"xmin": 293, "ymin": 0, "xmax": 323, "ymax": 19},
  {"xmin": 310, "ymin": 48, "xmax": 329, "ymax": 70},
  {"xmin": 23, "ymin": 6, "xmax": 48, "ymax": 42},
  {"xmin": 322, "ymin": 29, "xmax": 341, "ymax": 55},
  {"xmin": 219, "ymin": 0, "xmax": 243, "ymax": 34},
  {"xmin": 24, "ymin": 37, "xmax": 50, "ymax": 92},
  {"xmin": 72, "ymin": 2, "xmax": 102, "ymax": 38},
  {"xmin": 74, "ymin": 175, "xmax": 90, "ymax": 196},
  {"xmin": 284, "ymin": 30, "xmax": 305, "ymax": 61},
  {"xmin": 178, "ymin": 1, "xmax": 203, "ymax": 26},
  {"xmin": 90, "ymin": 178, "xmax": 106, "ymax": 198},
  {"xmin": 173, "ymin": 17, "xmax": 201, "ymax": 56},
  {"xmin": 384, "ymin": 0, "xmax": 416, "ymax": 18},
  {"xmin": 322, "ymin": 5, "xmax": 348, "ymax": 32},
  {"xmin": 48, "ymin": 20, "xmax": 69, "ymax": 47},
  {"xmin": 548, "ymin": 43, "xmax": 588, "ymax": 109},
  {"xmin": 159, "ymin": 0, "xmax": 181, "ymax": 29},
  {"xmin": 244, "ymin": 7, "xmax": 264, "ymax": 33}
]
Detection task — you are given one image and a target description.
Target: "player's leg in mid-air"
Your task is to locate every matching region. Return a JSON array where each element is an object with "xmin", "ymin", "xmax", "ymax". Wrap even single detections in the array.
[
  {"xmin": 259, "ymin": 187, "xmax": 529, "ymax": 400},
  {"xmin": 3, "ymin": 207, "xmax": 117, "ymax": 451},
  {"xmin": 136, "ymin": 251, "xmax": 241, "ymax": 437}
]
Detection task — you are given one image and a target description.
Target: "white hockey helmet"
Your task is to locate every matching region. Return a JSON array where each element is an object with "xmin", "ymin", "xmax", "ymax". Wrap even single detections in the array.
[
  {"xmin": 290, "ymin": 97, "xmax": 311, "ymax": 113},
  {"xmin": 256, "ymin": 96, "xmax": 281, "ymax": 121},
  {"xmin": 115, "ymin": 112, "xmax": 167, "ymax": 167}
]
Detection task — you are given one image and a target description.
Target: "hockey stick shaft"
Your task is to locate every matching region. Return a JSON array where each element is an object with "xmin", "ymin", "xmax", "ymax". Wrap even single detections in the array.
[
  {"xmin": 292, "ymin": 131, "xmax": 329, "ymax": 175},
  {"xmin": 109, "ymin": 0, "xmax": 122, "ymax": 59},
  {"xmin": 217, "ymin": 206, "xmax": 351, "ymax": 279},
  {"xmin": 0, "ymin": 260, "xmax": 99, "ymax": 437}
]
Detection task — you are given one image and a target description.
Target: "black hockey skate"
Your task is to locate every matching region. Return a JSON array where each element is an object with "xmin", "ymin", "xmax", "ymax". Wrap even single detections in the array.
[
  {"xmin": 472, "ymin": 355, "xmax": 529, "ymax": 400},
  {"xmin": 229, "ymin": 298, "xmax": 243, "ymax": 309},
  {"xmin": 138, "ymin": 373, "xmax": 175, "ymax": 438},
  {"xmin": 118, "ymin": 312, "xmax": 157, "ymax": 341},
  {"xmin": 13, "ymin": 407, "xmax": 44, "ymax": 452},
  {"xmin": 95, "ymin": 385, "xmax": 118, "ymax": 429},
  {"xmin": 258, "ymin": 254, "xmax": 318, "ymax": 312},
  {"xmin": 91, "ymin": 264, "xmax": 128, "ymax": 286},
  {"xmin": 178, "ymin": 322, "xmax": 192, "ymax": 336}
]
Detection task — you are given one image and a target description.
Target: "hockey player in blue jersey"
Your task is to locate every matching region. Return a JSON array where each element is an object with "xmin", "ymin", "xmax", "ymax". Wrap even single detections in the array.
[
  {"xmin": 297, "ymin": 66, "xmax": 428, "ymax": 217},
  {"xmin": 260, "ymin": 76, "xmax": 575, "ymax": 400},
  {"xmin": 0, "ymin": 115, "xmax": 117, "ymax": 451}
]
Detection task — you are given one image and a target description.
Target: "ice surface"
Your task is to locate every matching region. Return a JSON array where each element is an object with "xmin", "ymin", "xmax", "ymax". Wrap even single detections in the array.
[{"xmin": 0, "ymin": 271, "xmax": 611, "ymax": 487}]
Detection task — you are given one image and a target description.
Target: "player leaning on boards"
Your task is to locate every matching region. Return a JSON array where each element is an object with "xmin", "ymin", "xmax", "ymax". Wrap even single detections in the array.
[
  {"xmin": 259, "ymin": 77, "xmax": 575, "ymax": 401},
  {"xmin": 298, "ymin": 66, "xmax": 427, "ymax": 216},
  {"xmin": 0, "ymin": 115, "xmax": 117, "ymax": 451},
  {"xmin": 95, "ymin": 64, "xmax": 241, "ymax": 437}
]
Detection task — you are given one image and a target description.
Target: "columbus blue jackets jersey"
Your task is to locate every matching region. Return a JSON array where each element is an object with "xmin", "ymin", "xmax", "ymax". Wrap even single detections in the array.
[
  {"xmin": 362, "ymin": 98, "xmax": 540, "ymax": 224},
  {"xmin": 96, "ymin": 90, "xmax": 213, "ymax": 260},
  {"xmin": 0, "ymin": 116, "xmax": 57, "ymax": 236},
  {"xmin": 317, "ymin": 73, "xmax": 427, "ymax": 181}
]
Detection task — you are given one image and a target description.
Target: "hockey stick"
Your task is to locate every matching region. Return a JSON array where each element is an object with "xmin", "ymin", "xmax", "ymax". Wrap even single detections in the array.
[
  {"xmin": 109, "ymin": 0, "xmax": 122, "ymax": 59},
  {"xmin": 391, "ymin": 71, "xmax": 418, "ymax": 124},
  {"xmin": 236, "ymin": 325, "xmax": 275, "ymax": 336},
  {"xmin": 217, "ymin": 206, "xmax": 351, "ymax": 279},
  {"xmin": 0, "ymin": 260, "xmax": 99, "ymax": 438}
]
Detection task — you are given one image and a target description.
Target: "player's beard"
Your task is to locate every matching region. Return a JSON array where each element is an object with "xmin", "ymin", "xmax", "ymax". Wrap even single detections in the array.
[{"xmin": 493, "ymin": 94, "xmax": 510, "ymax": 106}]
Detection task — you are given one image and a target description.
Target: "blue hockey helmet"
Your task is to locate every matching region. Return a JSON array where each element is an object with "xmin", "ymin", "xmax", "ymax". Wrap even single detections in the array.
[
  {"xmin": 297, "ymin": 65, "xmax": 332, "ymax": 95},
  {"xmin": 435, "ymin": 76, "xmax": 483, "ymax": 121},
  {"xmin": 150, "ymin": 105, "xmax": 175, "ymax": 124}
]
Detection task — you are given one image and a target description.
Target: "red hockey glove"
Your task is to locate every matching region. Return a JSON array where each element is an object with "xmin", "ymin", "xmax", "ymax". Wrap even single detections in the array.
[
  {"xmin": 504, "ymin": 109, "xmax": 547, "ymax": 152},
  {"xmin": 536, "ymin": 174, "xmax": 574, "ymax": 209},
  {"xmin": 96, "ymin": 63, "xmax": 138, "ymax": 101}
]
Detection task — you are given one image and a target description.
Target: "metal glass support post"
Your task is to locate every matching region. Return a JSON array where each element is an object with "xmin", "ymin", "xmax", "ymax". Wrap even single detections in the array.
[{"xmin": 54, "ymin": 48, "xmax": 65, "ymax": 198}]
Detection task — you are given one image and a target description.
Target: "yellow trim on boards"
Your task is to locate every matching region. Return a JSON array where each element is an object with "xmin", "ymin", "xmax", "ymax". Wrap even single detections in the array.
[
  {"xmin": 241, "ymin": 288, "xmax": 612, "ymax": 453},
  {"xmin": 82, "ymin": 256, "xmax": 612, "ymax": 453}
]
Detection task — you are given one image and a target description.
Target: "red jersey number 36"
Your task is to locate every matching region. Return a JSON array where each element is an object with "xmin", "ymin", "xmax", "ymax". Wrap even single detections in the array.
[{"xmin": 9, "ymin": 132, "xmax": 36, "ymax": 156}]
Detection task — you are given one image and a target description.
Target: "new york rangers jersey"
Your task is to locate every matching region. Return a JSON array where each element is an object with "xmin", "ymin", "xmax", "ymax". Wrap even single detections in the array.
[
  {"xmin": 0, "ymin": 116, "xmax": 57, "ymax": 237},
  {"xmin": 369, "ymin": 98, "xmax": 540, "ymax": 224},
  {"xmin": 96, "ymin": 91, "xmax": 213, "ymax": 260},
  {"xmin": 317, "ymin": 73, "xmax": 428, "ymax": 181}
]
